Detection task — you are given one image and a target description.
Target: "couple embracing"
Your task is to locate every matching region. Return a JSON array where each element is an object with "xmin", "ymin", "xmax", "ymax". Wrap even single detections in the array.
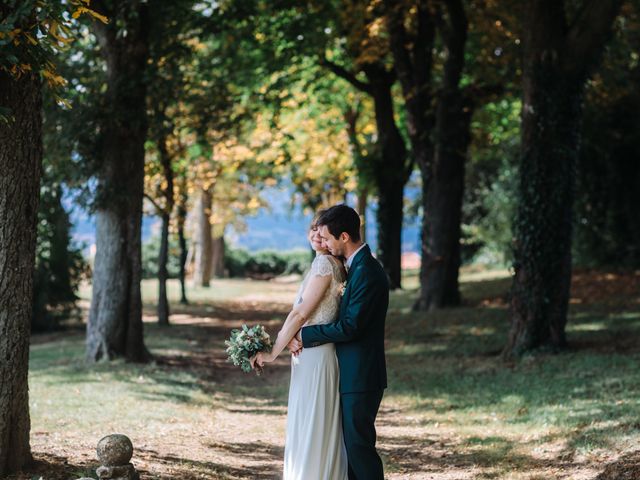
[{"xmin": 251, "ymin": 204, "xmax": 388, "ymax": 480}]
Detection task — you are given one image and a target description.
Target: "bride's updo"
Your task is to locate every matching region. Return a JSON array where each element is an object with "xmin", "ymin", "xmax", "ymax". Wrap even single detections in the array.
[{"xmin": 310, "ymin": 209, "xmax": 327, "ymax": 232}]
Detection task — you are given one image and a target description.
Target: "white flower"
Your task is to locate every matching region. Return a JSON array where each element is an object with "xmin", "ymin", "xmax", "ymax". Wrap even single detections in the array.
[{"xmin": 339, "ymin": 281, "xmax": 347, "ymax": 297}]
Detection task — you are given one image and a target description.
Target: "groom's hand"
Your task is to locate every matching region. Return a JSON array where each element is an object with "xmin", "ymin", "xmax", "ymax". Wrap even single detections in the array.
[{"xmin": 288, "ymin": 331, "xmax": 303, "ymax": 356}]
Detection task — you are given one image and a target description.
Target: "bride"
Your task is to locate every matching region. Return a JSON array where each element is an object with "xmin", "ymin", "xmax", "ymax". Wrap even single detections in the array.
[{"xmin": 251, "ymin": 217, "xmax": 348, "ymax": 480}]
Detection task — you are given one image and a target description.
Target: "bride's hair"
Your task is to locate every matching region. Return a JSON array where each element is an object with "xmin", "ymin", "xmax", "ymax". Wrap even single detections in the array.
[
  {"xmin": 316, "ymin": 204, "xmax": 361, "ymax": 242},
  {"xmin": 310, "ymin": 209, "xmax": 327, "ymax": 231}
]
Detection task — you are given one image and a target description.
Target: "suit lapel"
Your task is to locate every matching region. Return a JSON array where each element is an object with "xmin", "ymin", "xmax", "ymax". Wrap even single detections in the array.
[
  {"xmin": 347, "ymin": 244, "xmax": 370, "ymax": 280},
  {"xmin": 339, "ymin": 245, "xmax": 371, "ymax": 319},
  {"xmin": 344, "ymin": 245, "xmax": 370, "ymax": 296}
]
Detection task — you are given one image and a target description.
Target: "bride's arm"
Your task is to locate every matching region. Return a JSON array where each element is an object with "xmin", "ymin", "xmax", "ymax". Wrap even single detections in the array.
[{"xmin": 252, "ymin": 273, "xmax": 332, "ymax": 366}]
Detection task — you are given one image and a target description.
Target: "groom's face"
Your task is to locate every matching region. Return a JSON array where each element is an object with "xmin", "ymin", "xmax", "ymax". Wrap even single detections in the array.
[{"xmin": 318, "ymin": 225, "xmax": 344, "ymax": 256}]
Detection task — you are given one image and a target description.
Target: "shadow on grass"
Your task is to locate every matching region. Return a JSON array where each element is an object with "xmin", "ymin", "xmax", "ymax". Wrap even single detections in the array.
[
  {"xmin": 389, "ymin": 276, "xmax": 511, "ymax": 311},
  {"xmin": 378, "ymin": 431, "xmax": 588, "ymax": 478},
  {"xmin": 31, "ymin": 287, "xmax": 640, "ymax": 418},
  {"xmin": 5, "ymin": 453, "xmax": 95, "ymax": 480},
  {"xmin": 29, "ymin": 303, "xmax": 292, "ymax": 412},
  {"xmin": 28, "ymin": 273, "xmax": 640, "ymax": 478},
  {"xmin": 137, "ymin": 442, "xmax": 282, "ymax": 479},
  {"xmin": 595, "ymin": 449, "xmax": 640, "ymax": 480},
  {"xmin": 384, "ymin": 286, "xmax": 640, "ymax": 464},
  {"xmin": 144, "ymin": 299, "xmax": 290, "ymax": 324}
]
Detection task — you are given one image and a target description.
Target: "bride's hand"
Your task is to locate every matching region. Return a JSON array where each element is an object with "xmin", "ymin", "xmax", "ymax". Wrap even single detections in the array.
[{"xmin": 250, "ymin": 351, "xmax": 274, "ymax": 370}]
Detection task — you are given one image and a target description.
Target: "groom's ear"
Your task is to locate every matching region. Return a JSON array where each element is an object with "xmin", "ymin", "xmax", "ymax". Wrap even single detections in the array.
[{"xmin": 340, "ymin": 232, "xmax": 351, "ymax": 243}]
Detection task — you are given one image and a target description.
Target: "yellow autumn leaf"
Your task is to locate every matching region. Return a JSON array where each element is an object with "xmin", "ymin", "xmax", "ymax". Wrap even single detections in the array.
[
  {"xmin": 47, "ymin": 21, "xmax": 72, "ymax": 45},
  {"xmin": 23, "ymin": 32, "xmax": 37, "ymax": 45},
  {"xmin": 42, "ymin": 68, "xmax": 67, "ymax": 87},
  {"xmin": 55, "ymin": 96, "xmax": 72, "ymax": 108},
  {"xmin": 87, "ymin": 9, "xmax": 109, "ymax": 23},
  {"xmin": 72, "ymin": 6, "xmax": 109, "ymax": 24}
]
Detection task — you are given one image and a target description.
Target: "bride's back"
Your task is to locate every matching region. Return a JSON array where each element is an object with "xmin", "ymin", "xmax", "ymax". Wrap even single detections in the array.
[{"xmin": 294, "ymin": 254, "xmax": 345, "ymax": 327}]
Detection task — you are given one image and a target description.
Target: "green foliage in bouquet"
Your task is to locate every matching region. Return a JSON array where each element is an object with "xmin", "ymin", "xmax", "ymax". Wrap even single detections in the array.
[{"xmin": 225, "ymin": 324, "xmax": 273, "ymax": 375}]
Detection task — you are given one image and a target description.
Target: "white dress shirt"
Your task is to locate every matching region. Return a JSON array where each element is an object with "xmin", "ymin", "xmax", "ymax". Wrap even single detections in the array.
[{"xmin": 345, "ymin": 243, "xmax": 367, "ymax": 270}]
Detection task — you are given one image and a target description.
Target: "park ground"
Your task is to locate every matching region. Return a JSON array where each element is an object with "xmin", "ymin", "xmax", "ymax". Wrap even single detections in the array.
[{"xmin": 7, "ymin": 268, "xmax": 640, "ymax": 480}]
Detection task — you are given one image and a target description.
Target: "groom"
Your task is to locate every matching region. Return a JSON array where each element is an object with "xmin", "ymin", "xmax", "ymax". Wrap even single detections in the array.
[{"xmin": 290, "ymin": 204, "xmax": 388, "ymax": 480}]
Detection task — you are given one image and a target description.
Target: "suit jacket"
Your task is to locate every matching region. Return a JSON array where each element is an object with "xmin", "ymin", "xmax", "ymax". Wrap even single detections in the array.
[{"xmin": 301, "ymin": 245, "xmax": 388, "ymax": 394}]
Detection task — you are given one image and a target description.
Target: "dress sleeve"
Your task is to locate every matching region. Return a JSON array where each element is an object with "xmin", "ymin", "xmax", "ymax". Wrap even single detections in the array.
[{"xmin": 311, "ymin": 255, "xmax": 334, "ymax": 277}]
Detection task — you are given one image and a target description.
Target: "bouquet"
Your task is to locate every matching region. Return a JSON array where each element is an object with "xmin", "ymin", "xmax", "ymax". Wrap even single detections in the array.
[{"xmin": 225, "ymin": 324, "xmax": 273, "ymax": 376}]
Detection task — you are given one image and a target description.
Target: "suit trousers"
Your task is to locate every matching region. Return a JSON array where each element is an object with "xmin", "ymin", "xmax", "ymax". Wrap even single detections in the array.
[{"xmin": 340, "ymin": 389, "xmax": 385, "ymax": 480}]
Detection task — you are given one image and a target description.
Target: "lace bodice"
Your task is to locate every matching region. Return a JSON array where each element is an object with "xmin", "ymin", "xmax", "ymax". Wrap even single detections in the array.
[{"xmin": 294, "ymin": 254, "xmax": 346, "ymax": 326}]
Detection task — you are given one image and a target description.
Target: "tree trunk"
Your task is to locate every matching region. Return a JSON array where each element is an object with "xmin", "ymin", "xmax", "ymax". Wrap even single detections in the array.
[
  {"xmin": 156, "ymin": 129, "xmax": 174, "ymax": 326},
  {"xmin": 384, "ymin": 0, "xmax": 469, "ymax": 310},
  {"xmin": 416, "ymin": 96, "xmax": 472, "ymax": 310},
  {"xmin": 193, "ymin": 188, "xmax": 213, "ymax": 287},
  {"xmin": 177, "ymin": 195, "xmax": 189, "ymax": 304},
  {"xmin": 87, "ymin": 1, "xmax": 151, "ymax": 362},
  {"xmin": 211, "ymin": 235, "xmax": 226, "ymax": 278},
  {"xmin": 0, "ymin": 71, "xmax": 42, "ymax": 475},
  {"xmin": 357, "ymin": 189, "xmax": 368, "ymax": 243},
  {"xmin": 343, "ymin": 103, "xmax": 370, "ymax": 244},
  {"xmin": 324, "ymin": 60, "xmax": 409, "ymax": 289},
  {"xmin": 504, "ymin": 0, "xmax": 622, "ymax": 357},
  {"xmin": 421, "ymin": 1, "xmax": 467, "ymax": 310},
  {"xmin": 506, "ymin": 78, "xmax": 582, "ymax": 355},
  {"xmin": 376, "ymin": 179, "xmax": 404, "ymax": 289},
  {"xmin": 365, "ymin": 64, "xmax": 409, "ymax": 290},
  {"xmin": 157, "ymin": 212, "xmax": 170, "ymax": 326}
]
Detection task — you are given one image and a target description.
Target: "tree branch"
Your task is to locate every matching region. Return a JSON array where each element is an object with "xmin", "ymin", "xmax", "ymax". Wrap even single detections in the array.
[
  {"xmin": 442, "ymin": 0, "xmax": 468, "ymax": 46},
  {"xmin": 144, "ymin": 193, "xmax": 165, "ymax": 215},
  {"xmin": 413, "ymin": 0, "xmax": 436, "ymax": 88},
  {"xmin": 320, "ymin": 58, "xmax": 372, "ymax": 94},
  {"xmin": 440, "ymin": 0, "xmax": 468, "ymax": 89},
  {"xmin": 383, "ymin": 0, "xmax": 414, "ymax": 100}
]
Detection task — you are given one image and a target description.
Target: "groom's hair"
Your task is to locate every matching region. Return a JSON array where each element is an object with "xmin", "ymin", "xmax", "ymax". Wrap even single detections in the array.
[{"xmin": 317, "ymin": 204, "xmax": 361, "ymax": 242}]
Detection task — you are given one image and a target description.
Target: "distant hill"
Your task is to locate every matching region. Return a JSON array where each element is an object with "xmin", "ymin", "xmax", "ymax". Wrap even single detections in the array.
[{"xmin": 69, "ymin": 186, "xmax": 421, "ymax": 254}]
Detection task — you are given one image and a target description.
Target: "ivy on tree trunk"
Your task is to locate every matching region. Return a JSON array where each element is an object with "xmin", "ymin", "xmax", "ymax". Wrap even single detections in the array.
[{"xmin": 504, "ymin": 0, "xmax": 623, "ymax": 357}]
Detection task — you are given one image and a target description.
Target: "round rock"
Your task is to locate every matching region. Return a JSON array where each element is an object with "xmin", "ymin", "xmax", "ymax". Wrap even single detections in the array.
[{"xmin": 96, "ymin": 434, "xmax": 134, "ymax": 466}]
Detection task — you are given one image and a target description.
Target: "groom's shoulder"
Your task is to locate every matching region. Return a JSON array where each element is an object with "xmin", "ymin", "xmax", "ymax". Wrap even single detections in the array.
[{"xmin": 361, "ymin": 253, "xmax": 389, "ymax": 286}]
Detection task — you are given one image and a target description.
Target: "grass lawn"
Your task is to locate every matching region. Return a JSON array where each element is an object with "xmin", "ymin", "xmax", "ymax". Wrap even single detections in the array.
[{"xmin": 11, "ymin": 268, "xmax": 640, "ymax": 479}]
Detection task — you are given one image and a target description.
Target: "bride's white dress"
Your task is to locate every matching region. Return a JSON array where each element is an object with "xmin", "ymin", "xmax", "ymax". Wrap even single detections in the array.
[{"xmin": 283, "ymin": 254, "xmax": 348, "ymax": 480}]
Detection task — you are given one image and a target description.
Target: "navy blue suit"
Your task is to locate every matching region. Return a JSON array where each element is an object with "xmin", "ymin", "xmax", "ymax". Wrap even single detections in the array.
[{"xmin": 301, "ymin": 245, "xmax": 388, "ymax": 479}]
